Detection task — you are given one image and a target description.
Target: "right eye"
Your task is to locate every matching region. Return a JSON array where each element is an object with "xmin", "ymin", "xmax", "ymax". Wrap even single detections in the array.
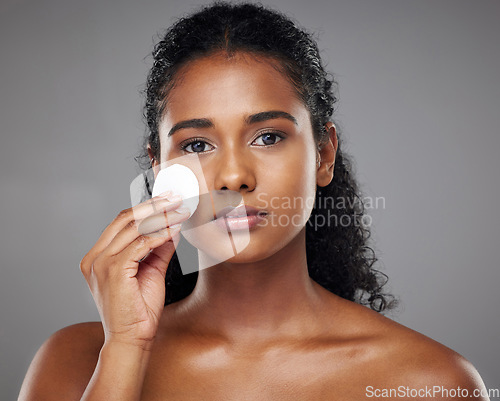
[{"xmin": 180, "ymin": 138, "xmax": 215, "ymax": 153}]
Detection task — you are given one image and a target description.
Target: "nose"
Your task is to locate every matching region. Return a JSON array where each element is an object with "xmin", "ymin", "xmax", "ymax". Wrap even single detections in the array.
[{"xmin": 213, "ymin": 146, "xmax": 256, "ymax": 193}]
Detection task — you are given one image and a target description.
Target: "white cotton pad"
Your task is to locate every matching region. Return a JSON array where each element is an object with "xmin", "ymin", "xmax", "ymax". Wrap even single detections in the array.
[{"xmin": 152, "ymin": 164, "xmax": 200, "ymax": 217}]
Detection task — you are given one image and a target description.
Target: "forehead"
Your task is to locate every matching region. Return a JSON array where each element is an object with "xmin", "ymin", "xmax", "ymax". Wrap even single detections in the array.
[{"xmin": 160, "ymin": 52, "xmax": 310, "ymax": 128}]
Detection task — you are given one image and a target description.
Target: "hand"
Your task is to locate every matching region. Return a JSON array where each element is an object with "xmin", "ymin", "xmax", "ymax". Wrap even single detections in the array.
[{"xmin": 80, "ymin": 192, "xmax": 190, "ymax": 350}]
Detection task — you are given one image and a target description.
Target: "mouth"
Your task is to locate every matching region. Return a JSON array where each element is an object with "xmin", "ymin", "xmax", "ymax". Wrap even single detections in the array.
[
  {"xmin": 214, "ymin": 204, "xmax": 268, "ymax": 231},
  {"xmin": 215, "ymin": 204, "xmax": 268, "ymax": 220}
]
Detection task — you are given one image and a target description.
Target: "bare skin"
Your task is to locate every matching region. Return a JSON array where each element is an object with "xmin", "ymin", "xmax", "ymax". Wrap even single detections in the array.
[
  {"xmin": 19, "ymin": 52, "xmax": 489, "ymax": 400},
  {"xmin": 21, "ymin": 299, "xmax": 487, "ymax": 400}
]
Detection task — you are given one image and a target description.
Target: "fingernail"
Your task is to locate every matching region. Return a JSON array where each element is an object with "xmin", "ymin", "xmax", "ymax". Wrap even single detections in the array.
[
  {"xmin": 158, "ymin": 191, "xmax": 183, "ymax": 202},
  {"xmin": 175, "ymin": 206, "xmax": 191, "ymax": 215}
]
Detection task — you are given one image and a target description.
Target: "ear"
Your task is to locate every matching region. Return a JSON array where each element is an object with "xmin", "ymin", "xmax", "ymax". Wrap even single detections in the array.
[
  {"xmin": 316, "ymin": 122, "xmax": 338, "ymax": 187},
  {"xmin": 147, "ymin": 145, "xmax": 160, "ymax": 178}
]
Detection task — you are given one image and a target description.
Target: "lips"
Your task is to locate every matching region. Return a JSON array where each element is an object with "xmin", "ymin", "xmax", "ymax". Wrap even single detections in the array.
[
  {"xmin": 215, "ymin": 205, "xmax": 267, "ymax": 220},
  {"xmin": 214, "ymin": 204, "xmax": 269, "ymax": 232}
]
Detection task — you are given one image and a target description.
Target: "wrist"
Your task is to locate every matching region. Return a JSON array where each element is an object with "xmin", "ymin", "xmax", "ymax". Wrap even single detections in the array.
[
  {"xmin": 98, "ymin": 340, "xmax": 153, "ymax": 383},
  {"xmin": 104, "ymin": 336, "xmax": 156, "ymax": 353},
  {"xmin": 101, "ymin": 339, "xmax": 153, "ymax": 359},
  {"xmin": 81, "ymin": 338, "xmax": 153, "ymax": 400}
]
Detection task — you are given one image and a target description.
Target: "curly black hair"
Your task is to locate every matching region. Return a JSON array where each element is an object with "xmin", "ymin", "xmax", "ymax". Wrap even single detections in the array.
[{"xmin": 135, "ymin": 2, "xmax": 396, "ymax": 312}]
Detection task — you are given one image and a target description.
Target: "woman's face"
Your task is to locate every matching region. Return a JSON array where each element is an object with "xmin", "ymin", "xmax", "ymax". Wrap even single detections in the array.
[{"xmin": 156, "ymin": 52, "xmax": 320, "ymax": 264}]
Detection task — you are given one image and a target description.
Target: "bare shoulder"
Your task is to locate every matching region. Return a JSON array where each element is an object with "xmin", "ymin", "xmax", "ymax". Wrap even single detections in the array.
[
  {"xmin": 331, "ymin": 296, "xmax": 489, "ymax": 400},
  {"xmin": 391, "ymin": 330, "xmax": 489, "ymax": 400},
  {"xmin": 18, "ymin": 322, "xmax": 104, "ymax": 401},
  {"xmin": 384, "ymin": 326, "xmax": 488, "ymax": 400}
]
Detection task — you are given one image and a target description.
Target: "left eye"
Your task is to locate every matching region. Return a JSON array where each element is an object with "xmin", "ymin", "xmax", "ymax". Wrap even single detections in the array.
[{"xmin": 253, "ymin": 132, "xmax": 284, "ymax": 146}]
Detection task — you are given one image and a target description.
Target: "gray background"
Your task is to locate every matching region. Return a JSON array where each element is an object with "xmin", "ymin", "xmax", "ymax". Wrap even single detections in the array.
[{"xmin": 1, "ymin": 0, "xmax": 499, "ymax": 399}]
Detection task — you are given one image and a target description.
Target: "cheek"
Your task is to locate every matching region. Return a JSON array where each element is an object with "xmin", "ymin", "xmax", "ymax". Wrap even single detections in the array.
[
  {"xmin": 159, "ymin": 137, "xmax": 177, "ymax": 160},
  {"xmin": 288, "ymin": 173, "xmax": 317, "ymax": 227},
  {"xmin": 265, "ymin": 146, "xmax": 317, "ymax": 226},
  {"xmin": 285, "ymin": 139, "xmax": 317, "ymax": 199}
]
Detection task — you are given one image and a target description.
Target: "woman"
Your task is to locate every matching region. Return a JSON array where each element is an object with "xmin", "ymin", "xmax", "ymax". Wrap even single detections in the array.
[{"xmin": 19, "ymin": 3, "xmax": 489, "ymax": 400}]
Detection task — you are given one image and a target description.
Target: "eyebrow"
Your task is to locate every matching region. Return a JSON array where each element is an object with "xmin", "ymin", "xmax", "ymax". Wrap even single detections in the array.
[
  {"xmin": 167, "ymin": 110, "xmax": 298, "ymax": 137},
  {"xmin": 245, "ymin": 111, "xmax": 298, "ymax": 126},
  {"xmin": 168, "ymin": 119, "xmax": 213, "ymax": 137}
]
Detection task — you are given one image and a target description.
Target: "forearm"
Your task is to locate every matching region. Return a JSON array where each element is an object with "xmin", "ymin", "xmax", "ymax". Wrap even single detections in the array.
[{"xmin": 80, "ymin": 342, "xmax": 152, "ymax": 401}]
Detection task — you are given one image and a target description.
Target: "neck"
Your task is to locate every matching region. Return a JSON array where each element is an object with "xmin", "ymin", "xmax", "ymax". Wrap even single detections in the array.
[{"xmin": 180, "ymin": 228, "xmax": 327, "ymax": 342}]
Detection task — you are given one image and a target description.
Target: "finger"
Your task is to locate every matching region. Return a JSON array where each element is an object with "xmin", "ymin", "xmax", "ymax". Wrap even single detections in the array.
[
  {"xmin": 131, "ymin": 194, "xmax": 184, "ymax": 225},
  {"xmin": 136, "ymin": 230, "xmax": 182, "ymax": 278},
  {"xmin": 92, "ymin": 194, "xmax": 184, "ymax": 256},
  {"xmin": 117, "ymin": 224, "xmax": 183, "ymax": 275},
  {"xmin": 114, "ymin": 225, "xmax": 181, "ymax": 267},
  {"xmin": 104, "ymin": 207, "xmax": 190, "ymax": 256},
  {"xmin": 137, "ymin": 207, "xmax": 191, "ymax": 236}
]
